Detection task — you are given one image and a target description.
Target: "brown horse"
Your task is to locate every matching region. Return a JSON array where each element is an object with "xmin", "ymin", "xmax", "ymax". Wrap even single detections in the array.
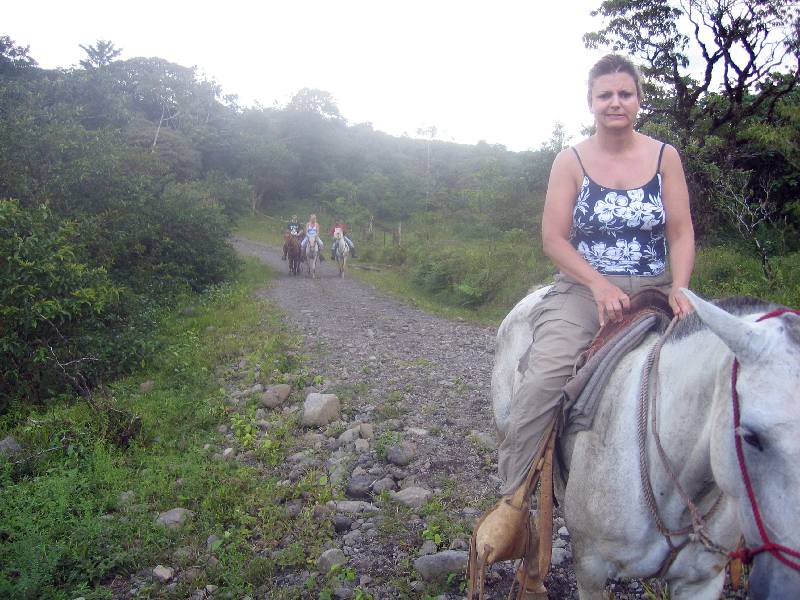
[{"xmin": 284, "ymin": 233, "xmax": 302, "ymax": 276}]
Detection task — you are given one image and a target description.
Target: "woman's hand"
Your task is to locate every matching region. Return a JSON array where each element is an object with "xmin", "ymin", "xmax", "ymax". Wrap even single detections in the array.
[
  {"xmin": 590, "ymin": 280, "xmax": 631, "ymax": 326},
  {"xmin": 669, "ymin": 287, "xmax": 693, "ymax": 319}
]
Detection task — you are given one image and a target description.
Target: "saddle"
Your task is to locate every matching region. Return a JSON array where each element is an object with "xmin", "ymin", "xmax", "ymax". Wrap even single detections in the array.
[
  {"xmin": 562, "ymin": 289, "xmax": 673, "ymax": 434},
  {"xmin": 582, "ymin": 289, "xmax": 673, "ymax": 364}
]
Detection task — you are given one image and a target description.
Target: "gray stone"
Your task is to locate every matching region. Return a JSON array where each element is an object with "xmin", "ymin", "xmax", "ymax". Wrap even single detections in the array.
[
  {"xmin": 302, "ymin": 393, "xmax": 341, "ymax": 427},
  {"xmin": 386, "ymin": 442, "xmax": 417, "ymax": 466},
  {"xmin": 250, "ymin": 384, "xmax": 264, "ymax": 394},
  {"xmin": 338, "ymin": 426, "xmax": 361, "ymax": 444},
  {"xmin": 222, "ymin": 447, "xmax": 236, "ymax": 460},
  {"xmin": 449, "ymin": 538, "xmax": 469, "ymax": 551},
  {"xmin": 317, "ymin": 548, "xmax": 347, "ymax": 574},
  {"xmin": 260, "ymin": 391, "xmax": 281, "ymax": 408},
  {"xmin": 152, "ymin": 565, "xmax": 174, "ymax": 582},
  {"xmin": 359, "ymin": 423, "xmax": 375, "ymax": 439},
  {"xmin": 354, "ymin": 439, "xmax": 370, "ymax": 453},
  {"xmin": 0, "ymin": 435, "xmax": 21, "ymax": 457},
  {"xmin": 413, "ymin": 550, "xmax": 468, "ymax": 582},
  {"xmin": 391, "ymin": 486, "xmax": 432, "ymax": 508},
  {"xmin": 551, "ymin": 546, "xmax": 570, "ymax": 566},
  {"xmin": 342, "ymin": 530, "xmax": 362, "ymax": 545},
  {"xmin": 346, "ymin": 475, "xmax": 373, "ymax": 499},
  {"xmin": 326, "ymin": 500, "xmax": 379, "ymax": 514},
  {"xmin": 155, "ymin": 508, "xmax": 194, "ymax": 529},
  {"xmin": 371, "ymin": 477, "xmax": 397, "ymax": 494},
  {"xmin": 139, "ymin": 380, "xmax": 155, "ymax": 393},
  {"xmin": 419, "ymin": 540, "xmax": 438, "ymax": 556},
  {"xmin": 268, "ymin": 383, "xmax": 292, "ymax": 402},
  {"xmin": 333, "ymin": 515, "xmax": 353, "ymax": 533}
]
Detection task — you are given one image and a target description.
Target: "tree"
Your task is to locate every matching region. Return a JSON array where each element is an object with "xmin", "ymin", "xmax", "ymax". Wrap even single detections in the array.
[
  {"xmin": 286, "ymin": 88, "xmax": 345, "ymax": 121},
  {"xmin": 79, "ymin": 39, "xmax": 122, "ymax": 69},
  {"xmin": 0, "ymin": 36, "xmax": 37, "ymax": 75},
  {"xmin": 585, "ymin": 0, "xmax": 800, "ymax": 147}
]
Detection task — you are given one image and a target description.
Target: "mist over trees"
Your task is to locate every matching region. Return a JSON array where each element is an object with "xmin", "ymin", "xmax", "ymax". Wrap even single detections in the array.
[{"xmin": 2, "ymin": 0, "xmax": 799, "ymax": 407}]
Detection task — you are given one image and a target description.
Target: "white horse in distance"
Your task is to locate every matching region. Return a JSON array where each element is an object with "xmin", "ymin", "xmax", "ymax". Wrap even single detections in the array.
[
  {"xmin": 333, "ymin": 227, "xmax": 349, "ymax": 278},
  {"xmin": 305, "ymin": 232, "xmax": 320, "ymax": 279}
]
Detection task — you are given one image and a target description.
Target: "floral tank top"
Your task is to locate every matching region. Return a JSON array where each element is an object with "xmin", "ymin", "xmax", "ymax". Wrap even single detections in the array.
[{"xmin": 569, "ymin": 144, "xmax": 667, "ymax": 276}]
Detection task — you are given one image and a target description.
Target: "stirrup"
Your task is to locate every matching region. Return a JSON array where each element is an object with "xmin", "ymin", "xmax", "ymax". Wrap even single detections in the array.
[{"xmin": 467, "ymin": 419, "xmax": 557, "ymax": 600}]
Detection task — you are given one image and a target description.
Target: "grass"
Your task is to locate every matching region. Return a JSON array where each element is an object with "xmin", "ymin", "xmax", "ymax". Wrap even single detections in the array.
[{"xmin": 0, "ymin": 258, "xmax": 341, "ymax": 599}]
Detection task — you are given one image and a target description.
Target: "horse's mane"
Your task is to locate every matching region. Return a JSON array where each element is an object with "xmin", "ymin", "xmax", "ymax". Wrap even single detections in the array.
[{"xmin": 667, "ymin": 296, "xmax": 786, "ymax": 343}]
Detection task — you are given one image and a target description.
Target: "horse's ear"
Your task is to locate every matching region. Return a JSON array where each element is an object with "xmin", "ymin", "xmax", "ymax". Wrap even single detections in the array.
[{"xmin": 680, "ymin": 289, "xmax": 766, "ymax": 362}]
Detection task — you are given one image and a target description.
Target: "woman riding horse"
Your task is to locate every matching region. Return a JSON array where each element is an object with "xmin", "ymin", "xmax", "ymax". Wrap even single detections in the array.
[
  {"xmin": 301, "ymin": 214, "xmax": 324, "ymax": 260},
  {"xmin": 471, "ymin": 54, "xmax": 695, "ymax": 598}
]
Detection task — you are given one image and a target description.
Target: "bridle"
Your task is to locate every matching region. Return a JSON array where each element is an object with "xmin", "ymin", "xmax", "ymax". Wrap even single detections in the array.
[
  {"xmin": 728, "ymin": 308, "xmax": 800, "ymax": 570},
  {"xmin": 639, "ymin": 308, "xmax": 800, "ymax": 577}
]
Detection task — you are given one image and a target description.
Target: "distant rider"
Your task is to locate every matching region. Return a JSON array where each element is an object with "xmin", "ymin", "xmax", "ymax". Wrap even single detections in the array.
[
  {"xmin": 300, "ymin": 213, "xmax": 324, "ymax": 260},
  {"xmin": 282, "ymin": 214, "xmax": 302, "ymax": 260},
  {"xmin": 329, "ymin": 220, "xmax": 356, "ymax": 259}
]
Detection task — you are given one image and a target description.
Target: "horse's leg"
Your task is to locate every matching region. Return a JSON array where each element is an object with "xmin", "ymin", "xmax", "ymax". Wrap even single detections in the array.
[
  {"xmin": 667, "ymin": 570, "xmax": 726, "ymax": 600},
  {"xmin": 572, "ymin": 553, "xmax": 612, "ymax": 600},
  {"xmin": 663, "ymin": 543, "xmax": 729, "ymax": 600}
]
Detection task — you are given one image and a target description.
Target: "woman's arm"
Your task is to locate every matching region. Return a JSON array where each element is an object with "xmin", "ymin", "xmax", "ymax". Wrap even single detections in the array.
[
  {"xmin": 661, "ymin": 145, "xmax": 695, "ymax": 318},
  {"xmin": 541, "ymin": 149, "xmax": 631, "ymax": 325}
]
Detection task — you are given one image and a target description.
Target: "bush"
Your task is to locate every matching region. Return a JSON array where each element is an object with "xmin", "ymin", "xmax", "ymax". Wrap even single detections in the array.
[
  {"xmin": 0, "ymin": 201, "xmax": 125, "ymax": 408},
  {"xmin": 692, "ymin": 244, "xmax": 800, "ymax": 308}
]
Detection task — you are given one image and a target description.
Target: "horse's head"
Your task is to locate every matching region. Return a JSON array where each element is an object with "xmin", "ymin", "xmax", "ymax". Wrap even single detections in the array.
[{"xmin": 684, "ymin": 289, "xmax": 800, "ymax": 598}]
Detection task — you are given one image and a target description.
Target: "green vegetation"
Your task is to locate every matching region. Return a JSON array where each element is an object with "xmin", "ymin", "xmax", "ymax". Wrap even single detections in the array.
[{"xmin": 0, "ymin": 260, "xmax": 337, "ymax": 599}]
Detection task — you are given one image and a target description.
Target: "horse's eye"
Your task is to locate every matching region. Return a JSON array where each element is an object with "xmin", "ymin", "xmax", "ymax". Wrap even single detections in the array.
[{"xmin": 743, "ymin": 432, "xmax": 764, "ymax": 452}]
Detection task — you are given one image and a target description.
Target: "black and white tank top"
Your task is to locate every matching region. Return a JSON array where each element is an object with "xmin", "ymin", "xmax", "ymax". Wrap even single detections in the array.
[{"xmin": 569, "ymin": 144, "xmax": 668, "ymax": 276}]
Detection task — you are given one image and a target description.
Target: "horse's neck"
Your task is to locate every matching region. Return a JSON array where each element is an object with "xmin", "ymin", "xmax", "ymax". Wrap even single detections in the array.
[{"xmin": 645, "ymin": 332, "xmax": 732, "ymax": 502}]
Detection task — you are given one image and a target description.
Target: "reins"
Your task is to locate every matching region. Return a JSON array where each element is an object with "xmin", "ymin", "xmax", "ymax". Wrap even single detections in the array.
[
  {"xmin": 728, "ymin": 308, "xmax": 800, "ymax": 570},
  {"xmin": 638, "ymin": 317, "xmax": 724, "ymax": 568}
]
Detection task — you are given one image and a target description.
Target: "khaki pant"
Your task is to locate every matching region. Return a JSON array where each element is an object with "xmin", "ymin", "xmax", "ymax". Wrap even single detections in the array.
[{"xmin": 497, "ymin": 271, "xmax": 673, "ymax": 495}]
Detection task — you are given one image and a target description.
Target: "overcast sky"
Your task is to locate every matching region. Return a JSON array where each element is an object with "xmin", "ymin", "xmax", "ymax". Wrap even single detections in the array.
[{"xmin": 5, "ymin": 0, "xmax": 607, "ymax": 151}]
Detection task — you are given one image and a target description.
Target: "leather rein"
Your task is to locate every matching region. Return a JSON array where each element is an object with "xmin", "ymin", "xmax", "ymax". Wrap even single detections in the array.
[{"xmin": 640, "ymin": 309, "xmax": 800, "ymax": 575}]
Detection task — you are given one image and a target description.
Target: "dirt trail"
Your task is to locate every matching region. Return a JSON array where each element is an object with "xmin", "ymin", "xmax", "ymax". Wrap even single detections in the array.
[{"xmin": 232, "ymin": 237, "xmax": 578, "ymax": 598}]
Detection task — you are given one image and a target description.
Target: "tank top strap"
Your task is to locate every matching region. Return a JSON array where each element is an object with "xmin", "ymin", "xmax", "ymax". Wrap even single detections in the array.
[
  {"xmin": 571, "ymin": 147, "xmax": 588, "ymax": 177},
  {"xmin": 656, "ymin": 142, "xmax": 667, "ymax": 173}
]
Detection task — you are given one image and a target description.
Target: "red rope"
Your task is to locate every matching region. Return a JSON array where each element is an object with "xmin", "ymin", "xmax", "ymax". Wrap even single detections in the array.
[{"xmin": 729, "ymin": 308, "xmax": 800, "ymax": 570}]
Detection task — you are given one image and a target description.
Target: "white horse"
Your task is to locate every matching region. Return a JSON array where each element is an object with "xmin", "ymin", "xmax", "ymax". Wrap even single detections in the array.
[
  {"xmin": 492, "ymin": 288, "xmax": 800, "ymax": 599},
  {"xmin": 305, "ymin": 232, "xmax": 320, "ymax": 279},
  {"xmin": 333, "ymin": 227, "xmax": 349, "ymax": 278}
]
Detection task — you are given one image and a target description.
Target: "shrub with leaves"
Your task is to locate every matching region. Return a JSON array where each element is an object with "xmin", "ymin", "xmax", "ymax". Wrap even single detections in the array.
[{"xmin": 0, "ymin": 200, "xmax": 127, "ymax": 408}]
